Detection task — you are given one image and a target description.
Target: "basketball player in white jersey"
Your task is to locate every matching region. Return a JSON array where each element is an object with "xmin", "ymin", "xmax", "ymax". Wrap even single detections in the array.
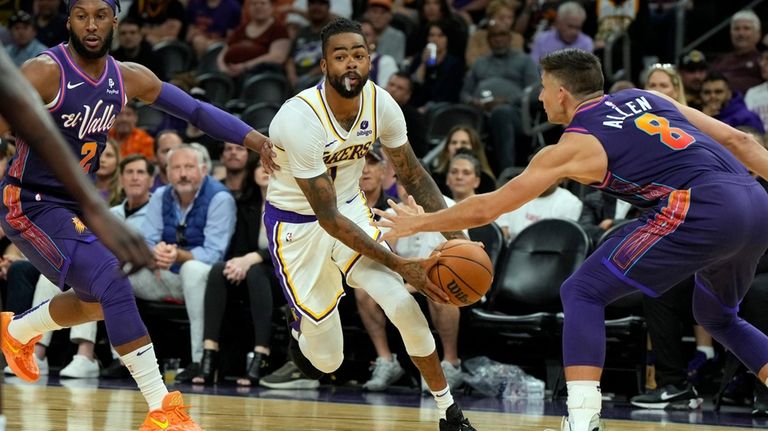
[{"xmin": 266, "ymin": 18, "xmax": 476, "ymax": 430}]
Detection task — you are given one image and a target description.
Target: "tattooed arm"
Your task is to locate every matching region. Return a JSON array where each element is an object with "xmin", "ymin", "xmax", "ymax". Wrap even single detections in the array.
[
  {"xmin": 384, "ymin": 143, "xmax": 468, "ymax": 241},
  {"xmin": 295, "ymin": 173, "xmax": 448, "ymax": 303}
]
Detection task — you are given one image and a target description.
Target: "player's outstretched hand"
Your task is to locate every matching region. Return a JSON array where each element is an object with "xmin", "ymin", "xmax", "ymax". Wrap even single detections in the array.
[
  {"xmin": 259, "ymin": 138, "xmax": 279, "ymax": 174},
  {"xmin": 397, "ymin": 254, "xmax": 449, "ymax": 304},
  {"xmin": 81, "ymin": 200, "xmax": 155, "ymax": 275},
  {"xmin": 372, "ymin": 196, "xmax": 424, "ymax": 242}
]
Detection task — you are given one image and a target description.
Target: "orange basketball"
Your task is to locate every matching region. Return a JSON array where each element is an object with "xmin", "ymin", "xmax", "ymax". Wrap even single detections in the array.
[{"xmin": 428, "ymin": 239, "xmax": 494, "ymax": 307}]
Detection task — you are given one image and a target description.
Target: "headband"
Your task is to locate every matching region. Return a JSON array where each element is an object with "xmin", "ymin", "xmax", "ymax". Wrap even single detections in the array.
[{"xmin": 68, "ymin": 0, "xmax": 120, "ymax": 15}]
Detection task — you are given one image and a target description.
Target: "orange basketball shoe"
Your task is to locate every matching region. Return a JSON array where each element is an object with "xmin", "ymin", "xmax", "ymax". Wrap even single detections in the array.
[
  {"xmin": 1, "ymin": 312, "xmax": 43, "ymax": 382},
  {"xmin": 139, "ymin": 391, "xmax": 203, "ymax": 431}
]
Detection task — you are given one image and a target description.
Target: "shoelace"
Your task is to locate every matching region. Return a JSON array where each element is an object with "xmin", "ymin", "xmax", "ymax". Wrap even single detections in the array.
[{"xmin": 169, "ymin": 403, "xmax": 193, "ymax": 422}]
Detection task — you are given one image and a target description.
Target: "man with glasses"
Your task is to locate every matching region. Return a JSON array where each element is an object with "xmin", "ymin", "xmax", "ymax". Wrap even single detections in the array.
[{"xmin": 130, "ymin": 145, "xmax": 236, "ymax": 383}]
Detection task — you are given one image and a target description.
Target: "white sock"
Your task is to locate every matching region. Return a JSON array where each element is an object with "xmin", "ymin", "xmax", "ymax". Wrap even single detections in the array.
[
  {"xmin": 121, "ymin": 344, "xmax": 169, "ymax": 410},
  {"xmin": 566, "ymin": 381, "xmax": 601, "ymax": 430},
  {"xmin": 8, "ymin": 300, "xmax": 63, "ymax": 344},
  {"xmin": 431, "ymin": 384, "xmax": 454, "ymax": 419},
  {"xmin": 697, "ymin": 346, "xmax": 715, "ymax": 360}
]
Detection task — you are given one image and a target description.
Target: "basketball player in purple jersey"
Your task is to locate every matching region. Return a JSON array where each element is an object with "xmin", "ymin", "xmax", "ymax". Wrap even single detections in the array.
[
  {"xmin": 375, "ymin": 48, "xmax": 768, "ymax": 431},
  {"xmin": 0, "ymin": 0, "xmax": 274, "ymax": 430}
]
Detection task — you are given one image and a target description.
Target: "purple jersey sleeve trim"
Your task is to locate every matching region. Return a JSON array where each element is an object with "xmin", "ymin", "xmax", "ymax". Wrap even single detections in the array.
[{"xmin": 564, "ymin": 127, "xmax": 590, "ymax": 134}]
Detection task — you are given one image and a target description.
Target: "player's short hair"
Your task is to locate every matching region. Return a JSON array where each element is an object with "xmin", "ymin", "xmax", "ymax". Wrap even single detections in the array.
[
  {"xmin": 540, "ymin": 48, "xmax": 604, "ymax": 99},
  {"xmin": 119, "ymin": 154, "xmax": 155, "ymax": 176},
  {"xmin": 320, "ymin": 18, "xmax": 367, "ymax": 56}
]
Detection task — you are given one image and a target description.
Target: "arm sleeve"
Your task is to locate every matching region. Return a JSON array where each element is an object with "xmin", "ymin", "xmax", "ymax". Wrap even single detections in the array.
[
  {"xmin": 377, "ymin": 88, "xmax": 408, "ymax": 149},
  {"xmin": 269, "ymin": 100, "xmax": 328, "ymax": 179},
  {"xmin": 190, "ymin": 191, "xmax": 237, "ymax": 264}
]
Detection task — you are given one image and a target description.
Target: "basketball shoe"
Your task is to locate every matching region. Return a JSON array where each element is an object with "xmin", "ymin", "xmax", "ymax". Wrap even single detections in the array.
[
  {"xmin": 139, "ymin": 391, "xmax": 203, "ymax": 431},
  {"xmin": 560, "ymin": 414, "xmax": 603, "ymax": 431},
  {"xmin": 439, "ymin": 403, "xmax": 476, "ymax": 431},
  {"xmin": 0, "ymin": 312, "xmax": 42, "ymax": 382},
  {"xmin": 630, "ymin": 383, "xmax": 703, "ymax": 410}
]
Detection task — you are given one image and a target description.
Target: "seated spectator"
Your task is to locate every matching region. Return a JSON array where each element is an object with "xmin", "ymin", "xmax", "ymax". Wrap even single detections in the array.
[
  {"xmin": 679, "ymin": 50, "xmax": 708, "ymax": 111},
  {"xmin": 95, "ymin": 140, "xmax": 122, "ymax": 207},
  {"xmin": 285, "ymin": 0, "xmax": 332, "ymax": 92},
  {"xmin": 745, "ymin": 50, "xmax": 768, "ymax": 132},
  {"xmin": 578, "ymin": 189, "xmax": 642, "ymax": 246},
  {"xmin": 408, "ymin": 20, "xmax": 465, "ymax": 112},
  {"xmin": 644, "ymin": 63, "xmax": 686, "ymax": 104},
  {"xmin": 182, "ymin": 88, "xmax": 225, "ymax": 161},
  {"xmin": 33, "ymin": 0, "xmax": 67, "ymax": 47},
  {"xmin": 111, "ymin": 16, "xmax": 165, "ymax": 80},
  {"xmin": 701, "ymin": 72, "xmax": 765, "ymax": 134},
  {"xmin": 151, "ymin": 129, "xmax": 184, "ymax": 191},
  {"xmin": 529, "ymin": 1, "xmax": 593, "ymax": 64},
  {"xmin": 407, "ymin": 0, "xmax": 467, "ymax": 61},
  {"xmin": 461, "ymin": 21, "xmax": 537, "ymax": 169},
  {"xmin": 193, "ymin": 148, "xmax": 281, "ymax": 386},
  {"xmin": 109, "ymin": 101, "xmax": 155, "ymax": 161},
  {"xmin": 712, "ymin": 10, "xmax": 763, "ymax": 94},
  {"xmin": 7, "ymin": 10, "xmax": 47, "ymax": 67},
  {"xmin": 385, "ymin": 72, "xmax": 428, "ymax": 158},
  {"xmin": 364, "ymin": 0, "xmax": 406, "ymax": 64},
  {"xmin": 186, "ymin": 0, "xmax": 242, "ymax": 58},
  {"xmin": 430, "ymin": 126, "xmax": 495, "ymax": 195},
  {"xmin": 593, "ymin": 0, "xmax": 637, "ymax": 51},
  {"xmin": 465, "ymin": 0, "xmax": 523, "ymax": 67},
  {"xmin": 495, "ymin": 180, "xmax": 582, "ymax": 241},
  {"xmin": 284, "ymin": 0, "xmax": 352, "ymax": 32},
  {"xmin": 355, "ymin": 175, "xmax": 465, "ymax": 393},
  {"xmin": 129, "ymin": 145, "xmax": 236, "ymax": 382},
  {"xmin": 360, "ymin": 20, "xmax": 398, "ymax": 87},
  {"xmin": 217, "ymin": 0, "xmax": 290, "ymax": 78},
  {"xmin": 445, "ymin": 151, "xmax": 483, "ymax": 202},
  {"xmin": 126, "ymin": 0, "xmax": 186, "ymax": 46}
]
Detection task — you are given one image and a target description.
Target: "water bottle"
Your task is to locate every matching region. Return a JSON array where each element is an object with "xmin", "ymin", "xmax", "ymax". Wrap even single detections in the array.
[
  {"xmin": 501, "ymin": 374, "xmax": 545, "ymax": 399},
  {"xmin": 426, "ymin": 43, "xmax": 437, "ymax": 67}
]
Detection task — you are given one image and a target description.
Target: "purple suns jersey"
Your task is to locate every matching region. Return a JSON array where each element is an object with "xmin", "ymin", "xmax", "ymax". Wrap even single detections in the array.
[
  {"xmin": 5, "ymin": 43, "xmax": 124, "ymax": 203},
  {"xmin": 565, "ymin": 88, "xmax": 750, "ymax": 208}
]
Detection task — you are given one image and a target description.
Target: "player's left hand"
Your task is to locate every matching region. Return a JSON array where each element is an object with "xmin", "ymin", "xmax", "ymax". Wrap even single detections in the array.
[
  {"xmin": 397, "ymin": 254, "xmax": 449, "ymax": 304},
  {"xmin": 81, "ymin": 201, "xmax": 155, "ymax": 275},
  {"xmin": 246, "ymin": 131, "xmax": 280, "ymax": 174},
  {"xmin": 372, "ymin": 196, "xmax": 424, "ymax": 242}
]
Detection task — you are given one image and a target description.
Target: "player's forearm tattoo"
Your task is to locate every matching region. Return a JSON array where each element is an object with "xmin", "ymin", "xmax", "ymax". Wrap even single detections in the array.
[
  {"xmin": 386, "ymin": 145, "xmax": 466, "ymax": 240},
  {"xmin": 298, "ymin": 174, "xmax": 401, "ymax": 270}
]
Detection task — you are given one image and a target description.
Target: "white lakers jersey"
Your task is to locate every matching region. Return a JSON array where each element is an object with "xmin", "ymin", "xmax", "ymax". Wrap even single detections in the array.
[{"xmin": 268, "ymin": 80, "xmax": 407, "ymax": 214}]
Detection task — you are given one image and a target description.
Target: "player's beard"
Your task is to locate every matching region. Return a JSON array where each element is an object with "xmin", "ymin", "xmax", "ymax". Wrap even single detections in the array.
[
  {"xmin": 328, "ymin": 71, "xmax": 369, "ymax": 99},
  {"xmin": 69, "ymin": 27, "xmax": 114, "ymax": 60}
]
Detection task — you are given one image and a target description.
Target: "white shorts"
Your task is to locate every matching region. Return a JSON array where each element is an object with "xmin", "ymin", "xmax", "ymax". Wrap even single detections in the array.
[{"xmin": 264, "ymin": 193, "xmax": 398, "ymax": 325}]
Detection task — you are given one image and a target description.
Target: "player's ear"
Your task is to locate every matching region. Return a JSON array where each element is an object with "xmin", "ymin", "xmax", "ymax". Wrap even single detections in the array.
[{"xmin": 320, "ymin": 58, "xmax": 327, "ymax": 75}]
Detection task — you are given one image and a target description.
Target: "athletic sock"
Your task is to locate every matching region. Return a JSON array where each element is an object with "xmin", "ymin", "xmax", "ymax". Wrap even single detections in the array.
[
  {"xmin": 121, "ymin": 343, "xmax": 169, "ymax": 410},
  {"xmin": 8, "ymin": 300, "xmax": 63, "ymax": 344},
  {"xmin": 432, "ymin": 384, "xmax": 454, "ymax": 419},
  {"xmin": 697, "ymin": 346, "xmax": 715, "ymax": 360},
  {"xmin": 566, "ymin": 380, "xmax": 602, "ymax": 430}
]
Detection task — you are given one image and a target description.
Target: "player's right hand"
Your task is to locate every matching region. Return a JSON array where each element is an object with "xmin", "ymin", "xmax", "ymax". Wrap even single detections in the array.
[
  {"xmin": 397, "ymin": 255, "xmax": 449, "ymax": 304},
  {"xmin": 82, "ymin": 201, "xmax": 155, "ymax": 275}
]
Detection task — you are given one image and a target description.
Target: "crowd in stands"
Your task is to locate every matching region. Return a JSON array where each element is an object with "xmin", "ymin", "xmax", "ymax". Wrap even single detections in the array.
[{"xmin": 0, "ymin": 0, "xmax": 768, "ymax": 416}]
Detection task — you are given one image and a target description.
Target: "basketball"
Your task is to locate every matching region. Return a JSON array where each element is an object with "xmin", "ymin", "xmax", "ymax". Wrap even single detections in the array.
[{"xmin": 428, "ymin": 239, "xmax": 494, "ymax": 307}]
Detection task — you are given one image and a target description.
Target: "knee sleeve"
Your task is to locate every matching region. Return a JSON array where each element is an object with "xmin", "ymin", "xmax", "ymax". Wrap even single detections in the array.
[
  {"xmin": 299, "ymin": 312, "xmax": 344, "ymax": 373},
  {"xmin": 692, "ymin": 284, "xmax": 738, "ymax": 335},
  {"xmin": 99, "ymin": 274, "xmax": 147, "ymax": 347}
]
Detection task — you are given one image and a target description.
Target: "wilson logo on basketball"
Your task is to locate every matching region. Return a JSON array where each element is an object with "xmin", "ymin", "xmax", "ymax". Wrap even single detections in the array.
[{"xmin": 445, "ymin": 280, "xmax": 471, "ymax": 304}]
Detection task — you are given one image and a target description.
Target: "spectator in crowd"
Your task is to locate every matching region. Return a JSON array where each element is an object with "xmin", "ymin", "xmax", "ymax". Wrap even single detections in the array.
[
  {"xmin": 679, "ymin": 50, "xmax": 708, "ymax": 111},
  {"xmin": 193, "ymin": 149, "xmax": 280, "ymax": 386},
  {"xmin": 495, "ymin": 180, "xmax": 582, "ymax": 241},
  {"xmin": 186, "ymin": 0, "xmax": 242, "ymax": 58},
  {"xmin": 430, "ymin": 126, "xmax": 496, "ymax": 195},
  {"xmin": 355, "ymin": 169, "xmax": 465, "ymax": 393},
  {"xmin": 126, "ymin": 0, "xmax": 186, "ymax": 45},
  {"xmin": 285, "ymin": 0, "xmax": 332, "ymax": 91},
  {"xmin": 529, "ymin": 1, "xmax": 593, "ymax": 64},
  {"xmin": 182, "ymin": 88, "xmax": 224, "ymax": 161},
  {"xmin": 385, "ymin": 72, "xmax": 428, "ymax": 158},
  {"xmin": 364, "ymin": 0, "xmax": 406, "ymax": 64},
  {"xmin": 151, "ymin": 129, "xmax": 184, "ymax": 191},
  {"xmin": 7, "ymin": 10, "xmax": 47, "ymax": 67},
  {"xmin": 465, "ymin": 0, "xmax": 523, "ymax": 67},
  {"xmin": 111, "ymin": 16, "xmax": 164, "ymax": 80},
  {"xmin": 33, "ymin": 0, "xmax": 67, "ymax": 47},
  {"xmin": 407, "ymin": 0, "xmax": 468, "ymax": 60},
  {"xmin": 712, "ymin": 10, "xmax": 764, "ymax": 94},
  {"xmin": 745, "ymin": 50, "xmax": 768, "ymax": 132},
  {"xmin": 109, "ymin": 101, "xmax": 156, "ymax": 161},
  {"xmin": 283, "ymin": 0, "xmax": 352, "ymax": 34},
  {"xmin": 409, "ymin": 20, "xmax": 465, "ymax": 112},
  {"xmin": 578, "ymin": 189, "xmax": 642, "ymax": 246},
  {"xmin": 130, "ymin": 145, "xmax": 236, "ymax": 382},
  {"xmin": 609, "ymin": 80, "xmax": 635, "ymax": 93},
  {"xmin": 445, "ymin": 151, "xmax": 484, "ymax": 203},
  {"xmin": 461, "ymin": 21, "xmax": 537, "ymax": 170},
  {"xmin": 701, "ymin": 72, "xmax": 765, "ymax": 134},
  {"xmin": 95, "ymin": 140, "xmax": 122, "ymax": 207},
  {"xmin": 360, "ymin": 20, "xmax": 398, "ymax": 87},
  {"xmin": 217, "ymin": 0, "xmax": 290, "ymax": 78},
  {"xmin": 644, "ymin": 63, "xmax": 686, "ymax": 104},
  {"xmin": 101, "ymin": 155, "xmax": 156, "ymax": 379},
  {"xmin": 593, "ymin": 0, "xmax": 638, "ymax": 52}
]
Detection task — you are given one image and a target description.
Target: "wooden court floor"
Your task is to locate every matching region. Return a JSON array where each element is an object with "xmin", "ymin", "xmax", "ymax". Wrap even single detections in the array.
[{"xmin": 0, "ymin": 383, "xmax": 757, "ymax": 430}]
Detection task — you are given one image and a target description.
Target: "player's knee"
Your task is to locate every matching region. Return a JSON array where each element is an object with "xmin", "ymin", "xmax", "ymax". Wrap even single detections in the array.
[
  {"xmin": 386, "ymin": 293, "xmax": 424, "ymax": 328},
  {"xmin": 692, "ymin": 300, "xmax": 737, "ymax": 333}
]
